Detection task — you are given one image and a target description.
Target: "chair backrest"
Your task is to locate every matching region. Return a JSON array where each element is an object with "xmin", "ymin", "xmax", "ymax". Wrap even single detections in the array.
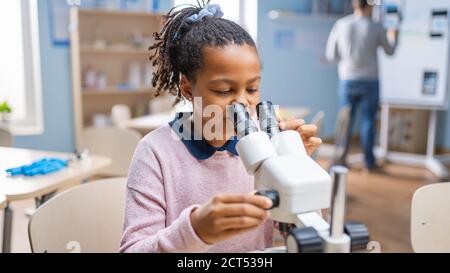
[
  {"xmin": 331, "ymin": 105, "xmax": 351, "ymax": 163},
  {"xmin": 311, "ymin": 111, "xmax": 325, "ymax": 137},
  {"xmin": 411, "ymin": 183, "xmax": 450, "ymax": 253},
  {"xmin": 82, "ymin": 127, "xmax": 141, "ymax": 177},
  {"xmin": 334, "ymin": 105, "xmax": 351, "ymax": 147},
  {"xmin": 0, "ymin": 194, "xmax": 6, "ymax": 210},
  {"xmin": 0, "ymin": 127, "xmax": 13, "ymax": 147},
  {"xmin": 28, "ymin": 178, "xmax": 127, "ymax": 253},
  {"xmin": 148, "ymin": 94, "xmax": 176, "ymax": 114},
  {"xmin": 111, "ymin": 104, "xmax": 132, "ymax": 128}
]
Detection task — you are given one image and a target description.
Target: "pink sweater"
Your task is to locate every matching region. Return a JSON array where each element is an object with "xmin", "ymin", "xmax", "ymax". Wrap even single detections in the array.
[{"xmin": 120, "ymin": 125, "xmax": 274, "ymax": 253}]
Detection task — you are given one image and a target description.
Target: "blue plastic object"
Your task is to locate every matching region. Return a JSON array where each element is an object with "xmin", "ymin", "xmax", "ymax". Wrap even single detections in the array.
[{"xmin": 5, "ymin": 158, "xmax": 69, "ymax": 177}]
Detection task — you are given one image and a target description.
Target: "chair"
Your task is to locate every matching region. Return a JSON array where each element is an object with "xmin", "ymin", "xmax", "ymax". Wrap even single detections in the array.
[
  {"xmin": 82, "ymin": 127, "xmax": 141, "ymax": 177},
  {"xmin": 310, "ymin": 111, "xmax": 325, "ymax": 159},
  {"xmin": 311, "ymin": 111, "xmax": 325, "ymax": 137},
  {"xmin": 28, "ymin": 178, "xmax": 127, "ymax": 253},
  {"xmin": 111, "ymin": 104, "xmax": 132, "ymax": 128},
  {"xmin": 148, "ymin": 94, "xmax": 176, "ymax": 114},
  {"xmin": 0, "ymin": 194, "xmax": 6, "ymax": 210},
  {"xmin": 0, "ymin": 127, "xmax": 13, "ymax": 147},
  {"xmin": 411, "ymin": 182, "xmax": 450, "ymax": 253},
  {"xmin": 331, "ymin": 105, "xmax": 352, "ymax": 166}
]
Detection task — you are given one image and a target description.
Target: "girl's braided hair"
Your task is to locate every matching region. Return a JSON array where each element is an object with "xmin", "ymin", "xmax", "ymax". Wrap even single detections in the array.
[{"xmin": 149, "ymin": 0, "xmax": 256, "ymax": 103}]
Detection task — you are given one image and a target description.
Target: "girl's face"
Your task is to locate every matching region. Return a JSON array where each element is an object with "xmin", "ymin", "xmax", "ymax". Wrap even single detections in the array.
[{"xmin": 180, "ymin": 44, "xmax": 262, "ymax": 145}]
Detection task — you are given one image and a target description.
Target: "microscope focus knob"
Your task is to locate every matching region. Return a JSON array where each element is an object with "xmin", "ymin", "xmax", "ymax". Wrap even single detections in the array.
[
  {"xmin": 255, "ymin": 190, "xmax": 279, "ymax": 209},
  {"xmin": 344, "ymin": 221, "xmax": 370, "ymax": 251},
  {"xmin": 286, "ymin": 227, "xmax": 323, "ymax": 253}
]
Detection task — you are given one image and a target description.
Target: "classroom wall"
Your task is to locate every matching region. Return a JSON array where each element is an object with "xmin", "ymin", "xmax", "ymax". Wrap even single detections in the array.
[
  {"xmin": 13, "ymin": 0, "xmax": 450, "ymax": 152},
  {"xmin": 257, "ymin": 0, "xmax": 340, "ymax": 139}
]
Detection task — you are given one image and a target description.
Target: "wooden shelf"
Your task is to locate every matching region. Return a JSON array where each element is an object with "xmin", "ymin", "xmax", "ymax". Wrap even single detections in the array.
[
  {"xmin": 78, "ymin": 8, "xmax": 163, "ymax": 18},
  {"xmin": 71, "ymin": 8, "xmax": 163, "ymax": 149},
  {"xmin": 80, "ymin": 46, "xmax": 150, "ymax": 55}
]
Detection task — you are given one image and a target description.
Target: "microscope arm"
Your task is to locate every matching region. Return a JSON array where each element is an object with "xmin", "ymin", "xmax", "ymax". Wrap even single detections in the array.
[{"xmin": 287, "ymin": 167, "xmax": 370, "ymax": 253}]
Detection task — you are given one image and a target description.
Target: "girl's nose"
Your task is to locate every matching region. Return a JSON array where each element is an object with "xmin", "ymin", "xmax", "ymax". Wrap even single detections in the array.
[{"xmin": 232, "ymin": 93, "xmax": 250, "ymax": 108}]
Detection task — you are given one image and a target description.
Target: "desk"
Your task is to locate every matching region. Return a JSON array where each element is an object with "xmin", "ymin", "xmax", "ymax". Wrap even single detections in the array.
[
  {"xmin": 250, "ymin": 246, "xmax": 287, "ymax": 253},
  {"xmin": 0, "ymin": 147, "xmax": 111, "ymax": 253},
  {"xmin": 125, "ymin": 112, "xmax": 175, "ymax": 135},
  {"xmin": 0, "ymin": 195, "xmax": 5, "ymax": 210},
  {"xmin": 125, "ymin": 107, "xmax": 311, "ymax": 136},
  {"xmin": 278, "ymin": 107, "xmax": 311, "ymax": 121}
]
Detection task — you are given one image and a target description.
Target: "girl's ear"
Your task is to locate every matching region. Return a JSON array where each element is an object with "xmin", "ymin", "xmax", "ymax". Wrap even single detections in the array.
[{"xmin": 180, "ymin": 75, "xmax": 193, "ymax": 101}]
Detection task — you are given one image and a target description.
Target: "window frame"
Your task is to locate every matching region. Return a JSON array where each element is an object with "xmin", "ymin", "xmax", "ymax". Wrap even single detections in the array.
[{"xmin": 1, "ymin": 0, "xmax": 44, "ymax": 136}]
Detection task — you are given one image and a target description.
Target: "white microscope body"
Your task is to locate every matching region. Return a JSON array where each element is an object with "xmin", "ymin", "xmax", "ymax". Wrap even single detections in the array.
[{"xmin": 230, "ymin": 101, "xmax": 369, "ymax": 253}]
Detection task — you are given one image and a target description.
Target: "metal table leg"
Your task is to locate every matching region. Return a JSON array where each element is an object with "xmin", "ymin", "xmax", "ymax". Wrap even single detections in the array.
[
  {"xmin": 25, "ymin": 191, "xmax": 58, "ymax": 218},
  {"xmin": 2, "ymin": 203, "xmax": 13, "ymax": 253},
  {"xmin": 2, "ymin": 191, "xmax": 56, "ymax": 253},
  {"xmin": 35, "ymin": 191, "xmax": 56, "ymax": 208}
]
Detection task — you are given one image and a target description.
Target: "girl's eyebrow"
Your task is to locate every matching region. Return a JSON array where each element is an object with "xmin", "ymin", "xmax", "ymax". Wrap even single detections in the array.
[
  {"xmin": 247, "ymin": 76, "xmax": 261, "ymax": 84},
  {"xmin": 208, "ymin": 76, "xmax": 261, "ymax": 84},
  {"xmin": 208, "ymin": 79, "xmax": 235, "ymax": 84}
]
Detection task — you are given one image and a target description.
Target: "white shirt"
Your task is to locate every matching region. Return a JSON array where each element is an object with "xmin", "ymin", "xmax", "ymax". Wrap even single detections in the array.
[{"xmin": 326, "ymin": 14, "xmax": 398, "ymax": 81}]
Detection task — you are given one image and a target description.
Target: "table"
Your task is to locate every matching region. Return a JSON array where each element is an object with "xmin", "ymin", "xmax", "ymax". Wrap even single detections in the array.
[
  {"xmin": 0, "ymin": 147, "xmax": 111, "ymax": 253},
  {"xmin": 125, "ymin": 107, "xmax": 311, "ymax": 136},
  {"xmin": 0, "ymin": 195, "xmax": 5, "ymax": 210},
  {"xmin": 250, "ymin": 246, "xmax": 287, "ymax": 253},
  {"xmin": 125, "ymin": 111, "xmax": 175, "ymax": 135},
  {"xmin": 278, "ymin": 107, "xmax": 311, "ymax": 121}
]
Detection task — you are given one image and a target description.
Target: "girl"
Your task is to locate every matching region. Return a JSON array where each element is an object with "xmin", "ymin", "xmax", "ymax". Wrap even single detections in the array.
[{"xmin": 120, "ymin": 1, "xmax": 322, "ymax": 253}]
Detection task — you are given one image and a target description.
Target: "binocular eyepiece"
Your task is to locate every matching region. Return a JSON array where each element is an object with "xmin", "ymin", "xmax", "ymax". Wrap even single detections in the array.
[
  {"xmin": 228, "ymin": 103, "xmax": 258, "ymax": 139},
  {"xmin": 228, "ymin": 101, "xmax": 281, "ymax": 139},
  {"xmin": 257, "ymin": 101, "xmax": 281, "ymax": 138}
]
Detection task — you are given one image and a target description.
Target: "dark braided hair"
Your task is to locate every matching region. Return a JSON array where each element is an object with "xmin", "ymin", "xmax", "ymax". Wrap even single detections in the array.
[{"xmin": 149, "ymin": 0, "xmax": 257, "ymax": 104}]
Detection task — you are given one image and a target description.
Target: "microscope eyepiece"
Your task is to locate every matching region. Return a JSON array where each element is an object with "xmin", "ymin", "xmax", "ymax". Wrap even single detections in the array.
[
  {"xmin": 257, "ymin": 101, "xmax": 281, "ymax": 138},
  {"xmin": 228, "ymin": 103, "xmax": 258, "ymax": 139}
]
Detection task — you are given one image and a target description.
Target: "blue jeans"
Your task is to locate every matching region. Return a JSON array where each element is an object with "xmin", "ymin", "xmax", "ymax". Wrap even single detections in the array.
[{"xmin": 338, "ymin": 80, "xmax": 380, "ymax": 168}]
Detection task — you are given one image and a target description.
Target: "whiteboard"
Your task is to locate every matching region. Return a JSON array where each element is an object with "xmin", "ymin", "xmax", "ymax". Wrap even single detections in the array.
[{"xmin": 379, "ymin": 0, "xmax": 450, "ymax": 109}]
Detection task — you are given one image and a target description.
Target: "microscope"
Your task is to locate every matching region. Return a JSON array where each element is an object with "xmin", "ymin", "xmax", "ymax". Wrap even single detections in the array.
[{"xmin": 229, "ymin": 101, "xmax": 370, "ymax": 253}]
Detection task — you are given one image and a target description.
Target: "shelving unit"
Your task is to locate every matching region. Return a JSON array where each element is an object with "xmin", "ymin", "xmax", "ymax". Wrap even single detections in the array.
[{"xmin": 70, "ymin": 7, "xmax": 163, "ymax": 149}]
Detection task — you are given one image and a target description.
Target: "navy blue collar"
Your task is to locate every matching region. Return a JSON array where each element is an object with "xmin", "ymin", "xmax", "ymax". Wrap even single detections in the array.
[{"xmin": 169, "ymin": 112, "xmax": 239, "ymax": 160}]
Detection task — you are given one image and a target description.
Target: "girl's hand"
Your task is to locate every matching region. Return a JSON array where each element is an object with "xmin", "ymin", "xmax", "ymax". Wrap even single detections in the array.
[
  {"xmin": 190, "ymin": 194, "xmax": 273, "ymax": 245},
  {"xmin": 279, "ymin": 119, "xmax": 322, "ymax": 156}
]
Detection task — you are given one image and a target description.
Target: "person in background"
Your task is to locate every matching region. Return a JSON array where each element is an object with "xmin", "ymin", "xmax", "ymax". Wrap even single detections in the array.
[{"xmin": 326, "ymin": 0, "xmax": 399, "ymax": 171}]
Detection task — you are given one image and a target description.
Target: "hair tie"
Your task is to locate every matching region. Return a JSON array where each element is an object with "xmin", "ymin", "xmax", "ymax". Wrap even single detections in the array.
[{"xmin": 186, "ymin": 4, "xmax": 224, "ymax": 23}]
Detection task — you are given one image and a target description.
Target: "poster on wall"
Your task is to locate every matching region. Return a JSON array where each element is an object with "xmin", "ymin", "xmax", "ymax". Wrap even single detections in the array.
[{"xmin": 49, "ymin": 0, "xmax": 71, "ymax": 46}]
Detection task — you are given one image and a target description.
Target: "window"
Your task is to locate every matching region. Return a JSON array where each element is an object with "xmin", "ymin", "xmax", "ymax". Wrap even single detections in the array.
[
  {"xmin": 173, "ymin": 0, "xmax": 258, "ymax": 41},
  {"xmin": 0, "ymin": 0, "xmax": 43, "ymax": 135}
]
